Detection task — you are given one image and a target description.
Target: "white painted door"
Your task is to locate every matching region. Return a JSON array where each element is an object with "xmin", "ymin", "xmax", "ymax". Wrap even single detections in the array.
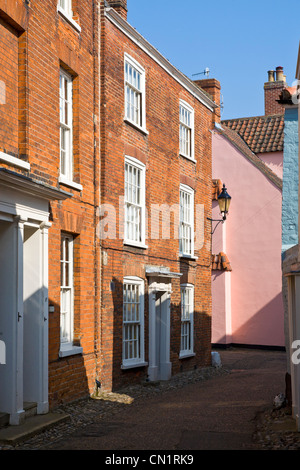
[{"xmin": 155, "ymin": 291, "xmax": 171, "ymax": 381}]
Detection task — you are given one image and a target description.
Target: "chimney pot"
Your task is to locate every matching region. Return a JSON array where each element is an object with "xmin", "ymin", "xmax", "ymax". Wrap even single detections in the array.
[
  {"xmin": 276, "ymin": 66, "xmax": 284, "ymax": 82},
  {"xmin": 268, "ymin": 70, "xmax": 275, "ymax": 82}
]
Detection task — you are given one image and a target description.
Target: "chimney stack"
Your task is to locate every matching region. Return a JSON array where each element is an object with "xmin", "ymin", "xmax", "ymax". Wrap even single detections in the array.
[
  {"xmin": 106, "ymin": 0, "xmax": 127, "ymax": 20},
  {"xmin": 264, "ymin": 66, "xmax": 286, "ymax": 115},
  {"xmin": 194, "ymin": 78, "xmax": 221, "ymax": 123}
]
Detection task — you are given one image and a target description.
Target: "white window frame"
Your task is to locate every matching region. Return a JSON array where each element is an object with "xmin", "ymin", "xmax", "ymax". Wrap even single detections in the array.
[
  {"xmin": 59, "ymin": 234, "xmax": 82, "ymax": 357},
  {"xmin": 180, "ymin": 284, "xmax": 195, "ymax": 358},
  {"xmin": 124, "ymin": 53, "xmax": 147, "ymax": 133},
  {"xmin": 57, "ymin": 1, "xmax": 81, "ymax": 32},
  {"xmin": 179, "ymin": 99, "xmax": 195, "ymax": 161},
  {"xmin": 59, "ymin": 68, "xmax": 73, "ymax": 184},
  {"xmin": 122, "ymin": 277, "xmax": 146, "ymax": 369},
  {"xmin": 60, "ymin": 234, "xmax": 74, "ymax": 345},
  {"xmin": 59, "ymin": 0, "xmax": 72, "ymax": 17},
  {"xmin": 124, "ymin": 155, "xmax": 146, "ymax": 248},
  {"xmin": 179, "ymin": 184, "xmax": 194, "ymax": 258}
]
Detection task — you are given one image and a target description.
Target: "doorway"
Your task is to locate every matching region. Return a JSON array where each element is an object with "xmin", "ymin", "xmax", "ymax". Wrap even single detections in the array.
[
  {"xmin": 23, "ymin": 224, "xmax": 43, "ymax": 407},
  {"xmin": 0, "ymin": 218, "xmax": 49, "ymax": 424},
  {"xmin": 148, "ymin": 280, "xmax": 172, "ymax": 382},
  {"xmin": 155, "ymin": 291, "xmax": 170, "ymax": 381}
]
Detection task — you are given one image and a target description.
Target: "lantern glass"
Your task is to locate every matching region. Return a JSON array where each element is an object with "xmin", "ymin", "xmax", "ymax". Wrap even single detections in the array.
[{"xmin": 218, "ymin": 184, "xmax": 231, "ymax": 215}]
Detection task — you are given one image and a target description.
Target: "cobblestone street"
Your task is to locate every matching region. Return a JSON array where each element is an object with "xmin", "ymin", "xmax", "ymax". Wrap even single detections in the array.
[{"xmin": 1, "ymin": 348, "xmax": 298, "ymax": 451}]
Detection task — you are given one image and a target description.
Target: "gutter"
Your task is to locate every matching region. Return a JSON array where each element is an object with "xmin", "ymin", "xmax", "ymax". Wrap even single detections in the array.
[{"xmin": 105, "ymin": 7, "xmax": 217, "ymax": 113}]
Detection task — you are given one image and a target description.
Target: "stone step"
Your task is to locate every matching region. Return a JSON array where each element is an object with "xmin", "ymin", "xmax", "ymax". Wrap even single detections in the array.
[
  {"xmin": 0, "ymin": 412, "xmax": 9, "ymax": 428},
  {"xmin": 0, "ymin": 403, "xmax": 37, "ymax": 430},
  {"xmin": 0, "ymin": 412, "xmax": 70, "ymax": 446},
  {"xmin": 23, "ymin": 402, "xmax": 37, "ymax": 419}
]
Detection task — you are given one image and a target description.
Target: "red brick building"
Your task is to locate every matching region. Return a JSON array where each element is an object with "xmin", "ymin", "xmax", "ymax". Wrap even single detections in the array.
[
  {"xmin": 0, "ymin": 0, "xmax": 100, "ymax": 424},
  {"xmin": 0, "ymin": 0, "xmax": 218, "ymax": 425},
  {"xmin": 98, "ymin": 1, "xmax": 218, "ymax": 390}
]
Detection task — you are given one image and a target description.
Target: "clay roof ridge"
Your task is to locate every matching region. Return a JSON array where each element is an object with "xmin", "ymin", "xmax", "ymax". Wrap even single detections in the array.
[{"xmin": 222, "ymin": 113, "xmax": 283, "ymax": 123}]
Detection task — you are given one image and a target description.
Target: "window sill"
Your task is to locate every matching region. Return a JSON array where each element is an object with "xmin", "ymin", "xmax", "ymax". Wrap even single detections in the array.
[
  {"xmin": 124, "ymin": 240, "xmax": 148, "ymax": 250},
  {"xmin": 179, "ymin": 254, "xmax": 198, "ymax": 261},
  {"xmin": 59, "ymin": 176, "xmax": 83, "ymax": 191},
  {"xmin": 121, "ymin": 361, "xmax": 148, "ymax": 370},
  {"xmin": 0, "ymin": 151, "xmax": 30, "ymax": 171},
  {"xmin": 179, "ymin": 352, "xmax": 195, "ymax": 359},
  {"xmin": 57, "ymin": 6, "xmax": 81, "ymax": 32},
  {"xmin": 179, "ymin": 153, "xmax": 196, "ymax": 164},
  {"xmin": 59, "ymin": 344, "xmax": 83, "ymax": 358},
  {"xmin": 124, "ymin": 118, "xmax": 149, "ymax": 136}
]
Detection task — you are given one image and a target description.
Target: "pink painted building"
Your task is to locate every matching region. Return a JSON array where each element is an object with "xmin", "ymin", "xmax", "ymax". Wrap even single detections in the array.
[{"xmin": 207, "ymin": 69, "xmax": 286, "ymax": 348}]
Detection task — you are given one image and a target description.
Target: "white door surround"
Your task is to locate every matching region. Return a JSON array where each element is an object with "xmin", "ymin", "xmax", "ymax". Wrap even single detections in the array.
[
  {"xmin": 0, "ymin": 169, "xmax": 71, "ymax": 425},
  {"xmin": 146, "ymin": 266, "xmax": 181, "ymax": 382}
]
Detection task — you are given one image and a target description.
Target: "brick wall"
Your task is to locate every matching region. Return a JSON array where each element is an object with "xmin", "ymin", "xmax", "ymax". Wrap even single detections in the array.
[
  {"xmin": 99, "ymin": 9, "xmax": 214, "ymax": 390},
  {"xmin": 0, "ymin": 0, "xmax": 100, "ymax": 407},
  {"xmin": 0, "ymin": 0, "xmax": 215, "ymax": 405},
  {"xmin": 264, "ymin": 81, "xmax": 285, "ymax": 115}
]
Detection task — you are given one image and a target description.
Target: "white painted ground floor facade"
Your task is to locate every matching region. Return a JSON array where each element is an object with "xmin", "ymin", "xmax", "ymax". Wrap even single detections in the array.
[{"xmin": 0, "ymin": 169, "xmax": 69, "ymax": 425}]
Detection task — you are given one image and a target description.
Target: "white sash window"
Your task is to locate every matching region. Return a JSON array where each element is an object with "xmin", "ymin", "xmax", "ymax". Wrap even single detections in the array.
[
  {"xmin": 180, "ymin": 285, "xmax": 194, "ymax": 356},
  {"xmin": 179, "ymin": 100, "xmax": 194, "ymax": 160},
  {"xmin": 124, "ymin": 156, "xmax": 146, "ymax": 247},
  {"xmin": 124, "ymin": 54, "xmax": 146, "ymax": 131},
  {"xmin": 60, "ymin": 234, "xmax": 74, "ymax": 345},
  {"xmin": 179, "ymin": 184, "xmax": 194, "ymax": 257},
  {"xmin": 59, "ymin": 0, "xmax": 73, "ymax": 17},
  {"xmin": 123, "ymin": 277, "xmax": 145, "ymax": 367},
  {"xmin": 60, "ymin": 69, "xmax": 73, "ymax": 181}
]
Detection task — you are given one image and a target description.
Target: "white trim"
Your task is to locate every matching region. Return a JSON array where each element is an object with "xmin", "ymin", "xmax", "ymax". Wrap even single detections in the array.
[
  {"xmin": 60, "ymin": 234, "xmax": 74, "ymax": 347},
  {"xmin": 121, "ymin": 361, "xmax": 148, "ymax": 370},
  {"xmin": 124, "ymin": 53, "xmax": 147, "ymax": 134},
  {"xmin": 179, "ymin": 352, "xmax": 196, "ymax": 359},
  {"xmin": 124, "ymin": 241, "xmax": 148, "ymax": 250},
  {"xmin": 0, "ymin": 201, "xmax": 49, "ymax": 222},
  {"xmin": 58, "ymin": 175, "xmax": 83, "ymax": 191},
  {"xmin": 148, "ymin": 286, "xmax": 172, "ymax": 381},
  {"xmin": 179, "ymin": 99, "xmax": 195, "ymax": 161},
  {"xmin": 0, "ymin": 151, "xmax": 30, "ymax": 170},
  {"xmin": 57, "ymin": 5, "xmax": 81, "ymax": 32},
  {"xmin": 124, "ymin": 155, "xmax": 146, "ymax": 247},
  {"xmin": 180, "ymin": 283, "xmax": 194, "ymax": 357},
  {"xmin": 59, "ymin": 68, "xmax": 74, "ymax": 182},
  {"xmin": 0, "ymin": 169, "xmax": 72, "ymax": 201},
  {"xmin": 124, "ymin": 118, "xmax": 149, "ymax": 135},
  {"xmin": 105, "ymin": 8, "xmax": 216, "ymax": 112},
  {"xmin": 179, "ymin": 184, "xmax": 195, "ymax": 257},
  {"xmin": 122, "ymin": 276, "xmax": 145, "ymax": 368},
  {"xmin": 59, "ymin": 344, "xmax": 83, "ymax": 358}
]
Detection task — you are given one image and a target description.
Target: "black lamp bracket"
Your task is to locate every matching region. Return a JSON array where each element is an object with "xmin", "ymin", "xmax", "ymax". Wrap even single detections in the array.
[{"xmin": 207, "ymin": 216, "xmax": 226, "ymax": 235}]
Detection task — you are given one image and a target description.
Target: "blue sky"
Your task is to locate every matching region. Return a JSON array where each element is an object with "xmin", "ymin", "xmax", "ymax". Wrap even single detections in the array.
[{"xmin": 127, "ymin": 0, "xmax": 299, "ymax": 120}]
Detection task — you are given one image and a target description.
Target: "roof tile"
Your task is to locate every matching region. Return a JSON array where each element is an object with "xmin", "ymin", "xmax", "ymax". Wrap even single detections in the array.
[
  {"xmin": 214, "ymin": 123, "xmax": 282, "ymax": 190},
  {"xmin": 221, "ymin": 114, "xmax": 284, "ymax": 154},
  {"xmin": 212, "ymin": 252, "xmax": 232, "ymax": 271}
]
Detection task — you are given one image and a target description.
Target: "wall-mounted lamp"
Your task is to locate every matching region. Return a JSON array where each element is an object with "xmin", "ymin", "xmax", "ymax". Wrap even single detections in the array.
[{"xmin": 208, "ymin": 184, "xmax": 231, "ymax": 234}]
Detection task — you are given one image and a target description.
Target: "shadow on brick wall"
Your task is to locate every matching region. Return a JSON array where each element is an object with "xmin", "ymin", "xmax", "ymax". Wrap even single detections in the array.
[
  {"xmin": 109, "ymin": 275, "xmax": 212, "ymax": 391},
  {"xmin": 47, "ymin": 299, "xmax": 90, "ymax": 408}
]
